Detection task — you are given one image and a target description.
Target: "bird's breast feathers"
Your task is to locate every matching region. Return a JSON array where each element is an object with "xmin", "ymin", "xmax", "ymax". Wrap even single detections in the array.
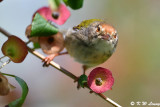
[{"xmin": 65, "ymin": 34, "xmax": 115, "ymax": 67}]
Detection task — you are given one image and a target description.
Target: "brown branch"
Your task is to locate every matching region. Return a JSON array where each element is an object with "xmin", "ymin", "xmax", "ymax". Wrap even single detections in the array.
[
  {"xmin": 0, "ymin": 26, "xmax": 122, "ymax": 107},
  {"xmin": 27, "ymin": 48, "xmax": 77, "ymax": 80}
]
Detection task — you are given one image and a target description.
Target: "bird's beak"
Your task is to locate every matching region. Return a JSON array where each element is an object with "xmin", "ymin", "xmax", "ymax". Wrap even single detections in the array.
[{"xmin": 98, "ymin": 33, "xmax": 111, "ymax": 41}]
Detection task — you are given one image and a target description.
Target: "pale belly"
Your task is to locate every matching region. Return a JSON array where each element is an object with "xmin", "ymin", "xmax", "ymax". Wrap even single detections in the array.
[{"xmin": 65, "ymin": 37, "xmax": 114, "ymax": 67}]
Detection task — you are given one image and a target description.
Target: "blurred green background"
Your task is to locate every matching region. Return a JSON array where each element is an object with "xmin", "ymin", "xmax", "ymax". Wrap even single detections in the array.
[{"xmin": 1, "ymin": 0, "xmax": 160, "ymax": 107}]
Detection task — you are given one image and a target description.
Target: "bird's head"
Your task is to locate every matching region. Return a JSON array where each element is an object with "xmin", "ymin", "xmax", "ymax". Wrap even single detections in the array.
[{"xmin": 73, "ymin": 19, "xmax": 118, "ymax": 45}]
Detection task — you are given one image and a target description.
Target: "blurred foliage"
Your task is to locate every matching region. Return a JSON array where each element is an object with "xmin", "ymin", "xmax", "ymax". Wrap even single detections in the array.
[
  {"xmin": 63, "ymin": 0, "xmax": 83, "ymax": 10},
  {"xmin": 2, "ymin": 73, "xmax": 28, "ymax": 107}
]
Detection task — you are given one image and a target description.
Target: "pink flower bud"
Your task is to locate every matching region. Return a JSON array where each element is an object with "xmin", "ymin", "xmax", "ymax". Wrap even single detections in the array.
[
  {"xmin": 34, "ymin": 4, "xmax": 70, "ymax": 25},
  {"xmin": 87, "ymin": 67, "xmax": 114, "ymax": 93}
]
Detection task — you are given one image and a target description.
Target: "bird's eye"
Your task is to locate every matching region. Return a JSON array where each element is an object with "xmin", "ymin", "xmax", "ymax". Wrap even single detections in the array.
[
  {"xmin": 113, "ymin": 32, "xmax": 117, "ymax": 38},
  {"xmin": 96, "ymin": 26, "xmax": 101, "ymax": 32}
]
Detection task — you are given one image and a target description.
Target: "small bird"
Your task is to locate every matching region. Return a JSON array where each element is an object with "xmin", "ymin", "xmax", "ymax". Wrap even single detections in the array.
[{"xmin": 65, "ymin": 19, "xmax": 118, "ymax": 73}]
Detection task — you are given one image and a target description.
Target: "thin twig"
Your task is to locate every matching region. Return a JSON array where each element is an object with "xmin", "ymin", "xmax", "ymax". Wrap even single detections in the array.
[
  {"xmin": 0, "ymin": 56, "xmax": 6, "ymax": 63},
  {"xmin": 0, "ymin": 59, "xmax": 11, "ymax": 69},
  {"xmin": 0, "ymin": 27, "xmax": 10, "ymax": 37},
  {"xmin": 27, "ymin": 48, "xmax": 77, "ymax": 80},
  {"xmin": 0, "ymin": 26, "xmax": 122, "ymax": 107},
  {"xmin": 26, "ymin": 40, "xmax": 31, "ymax": 45}
]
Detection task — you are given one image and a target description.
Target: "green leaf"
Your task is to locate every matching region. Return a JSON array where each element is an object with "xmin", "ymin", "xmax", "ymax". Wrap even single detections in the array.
[
  {"xmin": 33, "ymin": 42, "xmax": 41, "ymax": 49},
  {"xmin": 31, "ymin": 13, "xmax": 59, "ymax": 37},
  {"xmin": 78, "ymin": 74, "xmax": 87, "ymax": 88},
  {"xmin": 63, "ymin": 0, "xmax": 69, "ymax": 6},
  {"xmin": 49, "ymin": 0, "xmax": 61, "ymax": 10},
  {"xmin": 2, "ymin": 73, "xmax": 29, "ymax": 107},
  {"xmin": 63, "ymin": 0, "xmax": 83, "ymax": 10}
]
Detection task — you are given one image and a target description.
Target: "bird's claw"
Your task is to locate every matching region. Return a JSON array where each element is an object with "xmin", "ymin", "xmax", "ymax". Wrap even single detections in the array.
[
  {"xmin": 43, "ymin": 62, "xmax": 49, "ymax": 67},
  {"xmin": 42, "ymin": 52, "xmax": 68, "ymax": 67},
  {"xmin": 42, "ymin": 54, "xmax": 57, "ymax": 67}
]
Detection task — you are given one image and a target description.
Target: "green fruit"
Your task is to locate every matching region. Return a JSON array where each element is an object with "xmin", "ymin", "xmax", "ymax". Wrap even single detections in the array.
[
  {"xmin": 78, "ymin": 74, "xmax": 87, "ymax": 88},
  {"xmin": 1, "ymin": 36, "xmax": 28, "ymax": 63}
]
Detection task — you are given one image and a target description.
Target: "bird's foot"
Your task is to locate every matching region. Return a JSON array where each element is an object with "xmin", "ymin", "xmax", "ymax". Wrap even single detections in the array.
[
  {"xmin": 82, "ymin": 65, "xmax": 89, "ymax": 75},
  {"xmin": 42, "ymin": 53, "xmax": 58, "ymax": 67},
  {"xmin": 42, "ymin": 52, "xmax": 68, "ymax": 67},
  {"xmin": 59, "ymin": 51, "xmax": 68, "ymax": 55}
]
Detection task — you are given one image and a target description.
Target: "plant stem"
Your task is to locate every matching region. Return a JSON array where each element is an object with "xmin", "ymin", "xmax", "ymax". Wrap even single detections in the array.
[
  {"xmin": 0, "ymin": 59, "xmax": 11, "ymax": 70},
  {"xmin": 0, "ymin": 56, "xmax": 6, "ymax": 63},
  {"xmin": 0, "ymin": 27, "xmax": 10, "ymax": 37},
  {"xmin": 27, "ymin": 48, "xmax": 77, "ymax": 80},
  {"xmin": 0, "ymin": 26, "xmax": 122, "ymax": 107}
]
